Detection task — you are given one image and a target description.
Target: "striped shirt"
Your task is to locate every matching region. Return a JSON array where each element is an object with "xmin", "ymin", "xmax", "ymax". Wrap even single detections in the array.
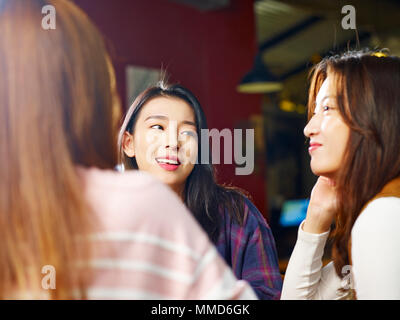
[
  {"xmin": 78, "ymin": 167, "xmax": 257, "ymax": 300},
  {"xmin": 217, "ymin": 197, "xmax": 282, "ymax": 300}
]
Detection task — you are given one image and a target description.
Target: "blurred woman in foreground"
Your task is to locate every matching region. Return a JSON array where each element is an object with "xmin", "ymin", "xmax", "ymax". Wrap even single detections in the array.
[{"xmin": 0, "ymin": 0, "xmax": 256, "ymax": 299}]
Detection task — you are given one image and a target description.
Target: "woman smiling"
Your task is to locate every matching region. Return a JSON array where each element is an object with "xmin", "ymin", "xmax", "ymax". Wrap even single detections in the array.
[
  {"xmin": 282, "ymin": 50, "xmax": 400, "ymax": 300},
  {"xmin": 119, "ymin": 83, "xmax": 283, "ymax": 299}
]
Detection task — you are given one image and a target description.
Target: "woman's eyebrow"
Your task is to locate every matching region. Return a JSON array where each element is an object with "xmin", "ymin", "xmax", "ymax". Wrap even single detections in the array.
[
  {"xmin": 181, "ymin": 120, "xmax": 196, "ymax": 127},
  {"xmin": 144, "ymin": 115, "xmax": 168, "ymax": 121},
  {"xmin": 317, "ymin": 95, "xmax": 337, "ymax": 105},
  {"xmin": 316, "ymin": 95, "xmax": 329, "ymax": 105},
  {"xmin": 145, "ymin": 115, "xmax": 196, "ymax": 127}
]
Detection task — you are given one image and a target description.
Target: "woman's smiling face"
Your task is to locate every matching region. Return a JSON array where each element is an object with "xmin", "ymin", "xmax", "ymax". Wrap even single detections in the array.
[
  {"xmin": 122, "ymin": 96, "xmax": 198, "ymax": 196},
  {"xmin": 304, "ymin": 77, "xmax": 351, "ymax": 179}
]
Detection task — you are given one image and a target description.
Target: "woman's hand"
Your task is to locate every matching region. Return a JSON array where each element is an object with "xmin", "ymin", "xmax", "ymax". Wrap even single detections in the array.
[{"xmin": 303, "ymin": 176, "xmax": 337, "ymax": 234}]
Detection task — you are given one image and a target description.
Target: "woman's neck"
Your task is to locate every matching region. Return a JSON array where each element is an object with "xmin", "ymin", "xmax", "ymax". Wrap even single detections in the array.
[{"xmin": 169, "ymin": 183, "xmax": 185, "ymax": 202}]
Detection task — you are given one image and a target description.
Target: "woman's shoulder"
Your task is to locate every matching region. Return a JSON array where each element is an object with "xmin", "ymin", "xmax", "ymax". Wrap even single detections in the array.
[
  {"xmin": 78, "ymin": 165, "xmax": 182, "ymax": 203},
  {"xmin": 242, "ymin": 196, "xmax": 271, "ymax": 229},
  {"xmin": 77, "ymin": 165, "xmax": 157, "ymax": 191},
  {"xmin": 355, "ymin": 197, "xmax": 400, "ymax": 223},
  {"xmin": 77, "ymin": 166, "xmax": 193, "ymax": 230},
  {"xmin": 352, "ymin": 196, "xmax": 400, "ymax": 240},
  {"xmin": 351, "ymin": 197, "xmax": 400, "ymax": 298},
  {"xmin": 219, "ymin": 188, "xmax": 269, "ymax": 229}
]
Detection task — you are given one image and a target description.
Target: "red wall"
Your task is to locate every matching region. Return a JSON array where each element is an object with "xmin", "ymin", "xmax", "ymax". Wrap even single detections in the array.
[{"xmin": 74, "ymin": 0, "xmax": 267, "ymax": 217}]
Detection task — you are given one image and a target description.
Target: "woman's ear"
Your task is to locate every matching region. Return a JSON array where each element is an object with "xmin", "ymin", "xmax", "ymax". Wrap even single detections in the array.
[{"xmin": 122, "ymin": 131, "xmax": 135, "ymax": 157}]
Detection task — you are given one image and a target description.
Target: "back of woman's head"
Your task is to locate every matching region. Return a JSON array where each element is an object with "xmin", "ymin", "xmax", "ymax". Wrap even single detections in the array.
[
  {"xmin": 308, "ymin": 50, "xmax": 400, "ymax": 278},
  {"xmin": 0, "ymin": 0, "xmax": 118, "ymax": 298}
]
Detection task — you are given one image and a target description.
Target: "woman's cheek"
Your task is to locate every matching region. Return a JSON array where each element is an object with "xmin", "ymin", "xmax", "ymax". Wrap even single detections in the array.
[
  {"xmin": 135, "ymin": 132, "xmax": 160, "ymax": 165},
  {"xmin": 180, "ymin": 139, "xmax": 198, "ymax": 165},
  {"xmin": 144, "ymin": 130, "xmax": 163, "ymax": 145}
]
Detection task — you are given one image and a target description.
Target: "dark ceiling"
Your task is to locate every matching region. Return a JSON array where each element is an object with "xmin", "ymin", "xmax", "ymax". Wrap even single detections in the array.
[{"xmin": 255, "ymin": 0, "xmax": 400, "ymax": 79}]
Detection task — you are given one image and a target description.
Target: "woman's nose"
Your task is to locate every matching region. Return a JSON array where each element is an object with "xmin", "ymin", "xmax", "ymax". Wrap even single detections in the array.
[
  {"xmin": 165, "ymin": 121, "xmax": 179, "ymax": 150},
  {"xmin": 303, "ymin": 115, "xmax": 320, "ymax": 138}
]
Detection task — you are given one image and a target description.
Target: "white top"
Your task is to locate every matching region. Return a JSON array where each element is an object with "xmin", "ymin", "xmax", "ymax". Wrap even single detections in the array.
[{"xmin": 281, "ymin": 197, "xmax": 400, "ymax": 300}]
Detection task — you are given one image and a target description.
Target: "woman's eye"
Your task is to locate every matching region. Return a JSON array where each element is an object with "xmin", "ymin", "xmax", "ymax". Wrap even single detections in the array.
[
  {"xmin": 181, "ymin": 131, "xmax": 196, "ymax": 137},
  {"xmin": 323, "ymin": 106, "xmax": 331, "ymax": 112},
  {"xmin": 150, "ymin": 124, "xmax": 163, "ymax": 130}
]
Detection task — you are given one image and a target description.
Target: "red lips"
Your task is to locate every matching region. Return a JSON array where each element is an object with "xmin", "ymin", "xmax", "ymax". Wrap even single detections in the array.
[
  {"xmin": 308, "ymin": 142, "xmax": 322, "ymax": 153},
  {"xmin": 155, "ymin": 154, "xmax": 181, "ymax": 171},
  {"xmin": 155, "ymin": 154, "xmax": 181, "ymax": 164}
]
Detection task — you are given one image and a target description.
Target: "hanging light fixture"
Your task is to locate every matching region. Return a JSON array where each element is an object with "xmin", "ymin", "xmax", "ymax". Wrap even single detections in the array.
[{"xmin": 237, "ymin": 54, "xmax": 283, "ymax": 93}]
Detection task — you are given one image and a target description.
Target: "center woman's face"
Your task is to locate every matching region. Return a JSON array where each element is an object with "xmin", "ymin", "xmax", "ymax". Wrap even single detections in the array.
[
  {"xmin": 303, "ymin": 77, "xmax": 350, "ymax": 179},
  {"xmin": 123, "ymin": 96, "xmax": 198, "ymax": 194}
]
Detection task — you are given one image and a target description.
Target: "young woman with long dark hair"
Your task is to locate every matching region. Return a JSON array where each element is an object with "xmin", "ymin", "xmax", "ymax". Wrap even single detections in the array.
[
  {"xmin": 119, "ymin": 83, "xmax": 282, "ymax": 299},
  {"xmin": 281, "ymin": 50, "xmax": 400, "ymax": 299}
]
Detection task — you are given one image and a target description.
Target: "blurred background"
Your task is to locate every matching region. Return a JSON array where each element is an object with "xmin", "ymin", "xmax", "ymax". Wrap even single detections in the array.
[{"xmin": 73, "ymin": 0, "xmax": 400, "ymax": 274}]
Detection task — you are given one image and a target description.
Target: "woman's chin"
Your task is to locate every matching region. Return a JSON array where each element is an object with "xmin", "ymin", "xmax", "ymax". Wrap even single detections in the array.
[
  {"xmin": 310, "ymin": 166, "xmax": 336, "ymax": 179},
  {"xmin": 157, "ymin": 173, "xmax": 184, "ymax": 188}
]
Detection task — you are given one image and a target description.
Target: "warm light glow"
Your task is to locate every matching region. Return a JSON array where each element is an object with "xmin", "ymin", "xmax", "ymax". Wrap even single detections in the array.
[
  {"xmin": 237, "ymin": 81, "xmax": 283, "ymax": 93},
  {"xmin": 371, "ymin": 52, "xmax": 388, "ymax": 58}
]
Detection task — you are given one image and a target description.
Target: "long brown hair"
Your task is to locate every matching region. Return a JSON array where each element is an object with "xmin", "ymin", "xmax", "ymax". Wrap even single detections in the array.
[
  {"xmin": 307, "ymin": 50, "xmax": 400, "ymax": 278},
  {"xmin": 0, "ymin": 0, "xmax": 119, "ymax": 298}
]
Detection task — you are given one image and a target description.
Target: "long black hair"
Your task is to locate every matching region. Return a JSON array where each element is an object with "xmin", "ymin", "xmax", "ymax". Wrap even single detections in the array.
[{"xmin": 118, "ymin": 82, "xmax": 248, "ymax": 242}]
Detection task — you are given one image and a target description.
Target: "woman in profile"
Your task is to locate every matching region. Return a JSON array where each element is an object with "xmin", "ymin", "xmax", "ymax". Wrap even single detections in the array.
[
  {"xmin": 281, "ymin": 50, "xmax": 400, "ymax": 299},
  {"xmin": 118, "ymin": 83, "xmax": 282, "ymax": 299},
  {"xmin": 0, "ymin": 0, "xmax": 256, "ymax": 299}
]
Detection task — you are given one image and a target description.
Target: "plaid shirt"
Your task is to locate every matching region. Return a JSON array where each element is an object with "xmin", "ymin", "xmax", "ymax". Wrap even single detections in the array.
[{"xmin": 216, "ymin": 197, "xmax": 282, "ymax": 300}]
